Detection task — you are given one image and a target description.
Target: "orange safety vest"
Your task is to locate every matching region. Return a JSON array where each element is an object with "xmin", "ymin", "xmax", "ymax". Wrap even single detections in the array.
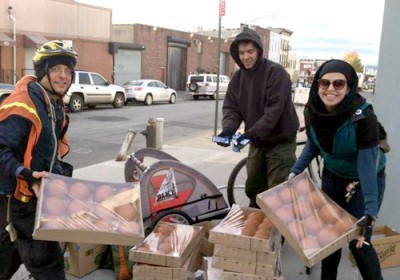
[{"xmin": 0, "ymin": 76, "xmax": 69, "ymax": 202}]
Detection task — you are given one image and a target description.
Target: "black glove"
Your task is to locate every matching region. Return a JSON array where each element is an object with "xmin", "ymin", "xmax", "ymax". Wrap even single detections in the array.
[
  {"xmin": 357, "ymin": 214, "xmax": 375, "ymax": 243},
  {"xmin": 216, "ymin": 130, "xmax": 234, "ymax": 147},
  {"xmin": 236, "ymin": 133, "xmax": 250, "ymax": 149},
  {"xmin": 19, "ymin": 168, "xmax": 40, "ymax": 187}
]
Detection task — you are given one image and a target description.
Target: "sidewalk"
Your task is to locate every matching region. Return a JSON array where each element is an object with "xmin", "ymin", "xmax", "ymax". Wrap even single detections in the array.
[{"xmin": 12, "ymin": 131, "xmax": 400, "ymax": 279}]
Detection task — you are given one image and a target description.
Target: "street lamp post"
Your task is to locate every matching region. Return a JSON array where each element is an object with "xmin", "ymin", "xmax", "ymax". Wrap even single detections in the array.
[
  {"xmin": 8, "ymin": 6, "xmax": 17, "ymax": 84},
  {"xmin": 214, "ymin": 0, "xmax": 225, "ymax": 136}
]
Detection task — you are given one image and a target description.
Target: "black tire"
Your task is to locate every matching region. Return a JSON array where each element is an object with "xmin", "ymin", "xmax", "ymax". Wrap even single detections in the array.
[
  {"xmin": 68, "ymin": 94, "xmax": 83, "ymax": 112},
  {"xmin": 188, "ymin": 82, "xmax": 198, "ymax": 92},
  {"xmin": 148, "ymin": 209, "xmax": 193, "ymax": 234},
  {"xmin": 210, "ymin": 92, "xmax": 216, "ymax": 100},
  {"xmin": 193, "ymin": 95, "xmax": 199, "ymax": 100},
  {"xmin": 227, "ymin": 157, "xmax": 250, "ymax": 207},
  {"xmin": 113, "ymin": 93, "xmax": 125, "ymax": 108},
  {"xmin": 169, "ymin": 93, "xmax": 176, "ymax": 104},
  {"xmin": 144, "ymin": 94, "xmax": 153, "ymax": 105}
]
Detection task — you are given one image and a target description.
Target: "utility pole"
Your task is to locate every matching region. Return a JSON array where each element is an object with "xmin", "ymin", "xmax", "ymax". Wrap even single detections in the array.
[
  {"xmin": 214, "ymin": 0, "xmax": 225, "ymax": 136},
  {"xmin": 8, "ymin": 6, "xmax": 17, "ymax": 84}
]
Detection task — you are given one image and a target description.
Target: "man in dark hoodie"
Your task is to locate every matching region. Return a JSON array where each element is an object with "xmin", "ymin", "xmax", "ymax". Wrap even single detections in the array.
[{"xmin": 216, "ymin": 27, "xmax": 299, "ymax": 207}]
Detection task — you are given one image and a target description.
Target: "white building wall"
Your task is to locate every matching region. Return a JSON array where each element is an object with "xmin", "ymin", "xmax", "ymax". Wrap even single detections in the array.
[
  {"xmin": 268, "ymin": 31, "xmax": 280, "ymax": 63},
  {"xmin": 374, "ymin": 0, "xmax": 400, "ymax": 228}
]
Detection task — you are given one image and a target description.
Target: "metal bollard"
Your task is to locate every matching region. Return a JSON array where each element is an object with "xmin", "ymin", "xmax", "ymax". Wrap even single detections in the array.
[
  {"xmin": 116, "ymin": 129, "xmax": 137, "ymax": 161},
  {"xmin": 141, "ymin": 117, "xmax": 164, "ymax": 149}
]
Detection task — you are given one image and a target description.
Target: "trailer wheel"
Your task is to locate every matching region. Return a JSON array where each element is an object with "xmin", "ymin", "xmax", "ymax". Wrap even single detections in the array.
[{"xmin": 149, "ymin": 210, "xmax": 193, "ymax": 233}]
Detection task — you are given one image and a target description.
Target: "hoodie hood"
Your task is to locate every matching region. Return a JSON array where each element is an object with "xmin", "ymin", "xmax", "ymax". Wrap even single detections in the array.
[
  {"xmin": 230, "ymin": 27, "xmax": 263, "ymax": 70},
  {"xmin": 307, "ymin": 59, "xmax": 361, "ymax": 116}
]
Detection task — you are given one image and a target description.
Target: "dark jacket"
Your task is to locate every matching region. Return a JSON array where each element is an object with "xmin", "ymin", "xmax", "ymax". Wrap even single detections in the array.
[
  {"xmin": 0, "ymin": 76, "xmax": 69, "ymax": 196},
  {"xmin": 222, "ymin": 27, "xmax": 299, "ymax": 147}
]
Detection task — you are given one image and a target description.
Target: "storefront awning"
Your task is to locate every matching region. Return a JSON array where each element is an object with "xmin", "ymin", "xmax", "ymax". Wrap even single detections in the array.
[
  {"xmin": 24, "ymin": 34, "xmax": 48, "ymax": 48},
  {"xmin": 0, "ymin": 33, "xmax": 16, "ymax": 47}
]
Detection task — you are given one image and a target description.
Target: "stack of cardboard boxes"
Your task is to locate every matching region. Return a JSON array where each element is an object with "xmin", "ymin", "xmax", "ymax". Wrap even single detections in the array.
[{"xmin": 208, "ymin": 204, "xmax": 283, "ymax": 280}]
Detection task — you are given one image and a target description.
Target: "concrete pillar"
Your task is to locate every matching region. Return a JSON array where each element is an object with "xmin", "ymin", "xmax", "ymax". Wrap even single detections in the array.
[{"xmin": 374, "ymin": 0, "xmax": 400, "ymax": 227}]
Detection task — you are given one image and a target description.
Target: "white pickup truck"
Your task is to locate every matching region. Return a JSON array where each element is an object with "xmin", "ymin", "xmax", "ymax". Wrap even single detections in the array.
[{"xmin": 64, "ymin": 71, "xmax": 126, "ymax": 112}]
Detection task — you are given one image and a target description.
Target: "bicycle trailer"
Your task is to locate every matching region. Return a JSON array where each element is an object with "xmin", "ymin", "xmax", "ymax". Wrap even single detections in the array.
[{"xmin": 124, "ymin": 149, "xmax": 230, "ymax": 232}]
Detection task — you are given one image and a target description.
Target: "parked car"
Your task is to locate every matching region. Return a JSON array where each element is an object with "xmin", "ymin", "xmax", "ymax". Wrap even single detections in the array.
[
  {"xmin": 186, "ymin": 74, "xmax": 230, "ymax": 100},
  {"xmin": 123, "ymin": 79, "xmax": 177, "ymax": 105},
  {"xmin": 64, "ymin": 71, "xmax": 126, "ymax": 112},
  {"xmin": 0, "ymin": 83, "xmax": 15, "ymax": 105},
  {"xmin": 363, "ymin": 80, "xmax": 376, "ymax": 90}
]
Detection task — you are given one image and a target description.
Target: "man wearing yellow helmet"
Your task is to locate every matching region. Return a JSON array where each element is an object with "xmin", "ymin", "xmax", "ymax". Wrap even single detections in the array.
[{"xmin": 0, "ymin": 40, "xmax": 77, "ymax": 279}]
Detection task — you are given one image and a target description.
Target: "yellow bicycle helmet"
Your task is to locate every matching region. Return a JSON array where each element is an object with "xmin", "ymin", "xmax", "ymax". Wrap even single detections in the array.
[{"xmin": 33, "ymin": 40, "xmax": 78, "ymax": 68}]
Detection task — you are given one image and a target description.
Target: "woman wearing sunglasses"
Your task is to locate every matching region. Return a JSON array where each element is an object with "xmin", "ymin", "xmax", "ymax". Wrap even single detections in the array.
[{"xmin": 289, "ymin": 59, "xmax": 386, "ymax": 280}]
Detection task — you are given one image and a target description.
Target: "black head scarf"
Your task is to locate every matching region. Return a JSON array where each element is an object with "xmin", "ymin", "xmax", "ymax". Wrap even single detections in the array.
[{"xmin": 304, "ymin": 59, "xmax": 365, "ymax": 152}]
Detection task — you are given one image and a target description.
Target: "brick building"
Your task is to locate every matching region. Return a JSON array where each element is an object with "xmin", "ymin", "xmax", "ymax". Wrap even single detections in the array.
[
  {"xmin": 111, "ymin": 24, "xmax": 236, "ymax": 90},
  {"xmin": 0, "ymin": 0, "xmax": 238, "ymax": 90}
]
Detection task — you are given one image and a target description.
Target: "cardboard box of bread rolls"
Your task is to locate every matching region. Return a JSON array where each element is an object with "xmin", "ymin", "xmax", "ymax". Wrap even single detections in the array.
[
  {"xmin": 33, "ymin": 174, "xmax": 145, "ymax": 246},
  {"xmin": 256, "ymin": 172, "xmax": 358, "ymax": 267},
  {"xmin": 132, "ymin": 246, "xmax": 202, "ymax": 280},
  {"xmin": 209, "ymin": 204, "xmax": 278, "ymax": 252},
  {"xmin": 129, "ymin": 222, "xmax": 203, "ymax": 268}
]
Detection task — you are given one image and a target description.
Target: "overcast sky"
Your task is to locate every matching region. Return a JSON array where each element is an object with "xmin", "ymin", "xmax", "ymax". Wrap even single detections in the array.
[{"xmin": 77, "ymin": 0, "xmax": 385, "ymax": 65}]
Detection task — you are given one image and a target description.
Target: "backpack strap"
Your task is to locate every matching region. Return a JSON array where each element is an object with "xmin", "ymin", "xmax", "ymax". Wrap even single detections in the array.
[{"xmin": 351, "ymin": 102, "xmax": 369, "ymax": 122}]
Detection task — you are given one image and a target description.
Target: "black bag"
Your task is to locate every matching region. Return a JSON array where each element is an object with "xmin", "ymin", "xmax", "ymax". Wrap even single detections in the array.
[
  {"xmin": 60, "ymin": 161, "xmax": 74, "ymax": 177},
  {"xmin": 378, "ymin": 122, "xmax": 390, "ymax": 153}
]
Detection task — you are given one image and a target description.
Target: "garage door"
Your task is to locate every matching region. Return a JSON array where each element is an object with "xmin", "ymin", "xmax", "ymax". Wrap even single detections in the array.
[{"xmin": 114, "ymin": 49, "xmax": 141, "ymax": 86}]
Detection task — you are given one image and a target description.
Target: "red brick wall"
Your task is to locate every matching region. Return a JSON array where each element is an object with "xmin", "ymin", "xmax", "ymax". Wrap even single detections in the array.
[
  {"xmin": 0, "ymin": 35, "xmax": 113, "ymax": 83},
  {"xmin": 132, "ymin": 24, "xmax": 236, "ymax": 80},
  {"xmin": 72, "ymin": 40, "xmax": 113, "ymax": 81},
  {"xmin": 1, "ymin": 25, "xmax": 237, "ymax": 85}
]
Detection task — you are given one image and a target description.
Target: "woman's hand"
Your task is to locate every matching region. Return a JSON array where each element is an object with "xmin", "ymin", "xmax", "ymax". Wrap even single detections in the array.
[{"xmin": 356, "ymin": 214, "xmax": 376, "ymax": 248}]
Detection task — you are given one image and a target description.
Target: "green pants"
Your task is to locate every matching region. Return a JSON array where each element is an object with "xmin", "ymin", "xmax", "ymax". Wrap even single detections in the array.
[{"xmin": 245, "ymin": 138, "xmax": 297, "ymax": 201}]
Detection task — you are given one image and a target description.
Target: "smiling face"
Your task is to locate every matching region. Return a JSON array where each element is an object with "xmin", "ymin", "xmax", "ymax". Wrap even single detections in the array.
[
  {"xmin": 40, "ymin": 64, "xmax": 73, "ymax": 98},
  {"xmin": 238, "ymin": 42, "xmax": 259, "ymax": 70},
  {"xmin": 318, "ymin": 72, "xmax": 349, "ymax": 112}
]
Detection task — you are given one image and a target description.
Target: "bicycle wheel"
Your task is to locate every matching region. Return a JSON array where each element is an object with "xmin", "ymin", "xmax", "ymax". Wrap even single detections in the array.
[
  {"xmin": 227, "ymin": 157, "xmax": 250, "ymax": 207},
  {"xmin": 148, "ymin": 209, "xmax": 193, "ymax": 234}
]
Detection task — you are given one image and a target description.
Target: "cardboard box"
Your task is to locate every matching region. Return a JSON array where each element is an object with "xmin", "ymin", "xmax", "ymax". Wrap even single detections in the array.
[
  {"xmin": 132, "ymin": 246, "xmax": 202, "ymax": 280},
  {"xmin": 129, "ymin": 222, "xmax": 203, "ymax": 267},
  {"xmin": 64, "ymin": 242, "xmax": 108, "ymax": 278},
  {"xmin": 214, "ymin": 244, "xmax": 277, "ymax": 265},
  {"xmin": 33, "ymin": 174, "xmax": 145, "ymax": 246},
  {"xmin": 195, "ymin": 221, "xmax": 216, "ymax": 256},
  {"xmin": 212, "ymin": 256, "xmax": 274, "ymax": 276},
  {"xmin": 372, "ymin": 225, "xmax": 400, "ymax": 269},
  {"xmin": 256, "ymin": 172, "xmax": 358, "ymax": 267},
  {"xmin": 209, "ymin": 204, "xmax": 278, "ymax": 252},
  {"xmin": 222, "ymin": 271, "xmax": 269, "ymax": 280}
]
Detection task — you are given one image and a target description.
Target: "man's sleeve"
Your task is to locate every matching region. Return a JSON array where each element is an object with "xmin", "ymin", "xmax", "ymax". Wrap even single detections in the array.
[{"xmin": 0, "ymin": 115, "xmax": 31, "ymax": 177}]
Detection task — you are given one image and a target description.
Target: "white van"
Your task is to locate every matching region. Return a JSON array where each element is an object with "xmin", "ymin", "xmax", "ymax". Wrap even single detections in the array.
[{"xmin": 186, "ymin": 74, "xmax": 230, "ymax": 100}]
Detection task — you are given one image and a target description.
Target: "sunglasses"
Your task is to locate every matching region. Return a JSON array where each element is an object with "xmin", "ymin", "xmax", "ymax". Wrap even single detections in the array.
[{"xmin": 318, "ymin": 79, "xmax": 347, "ymax": 90}]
